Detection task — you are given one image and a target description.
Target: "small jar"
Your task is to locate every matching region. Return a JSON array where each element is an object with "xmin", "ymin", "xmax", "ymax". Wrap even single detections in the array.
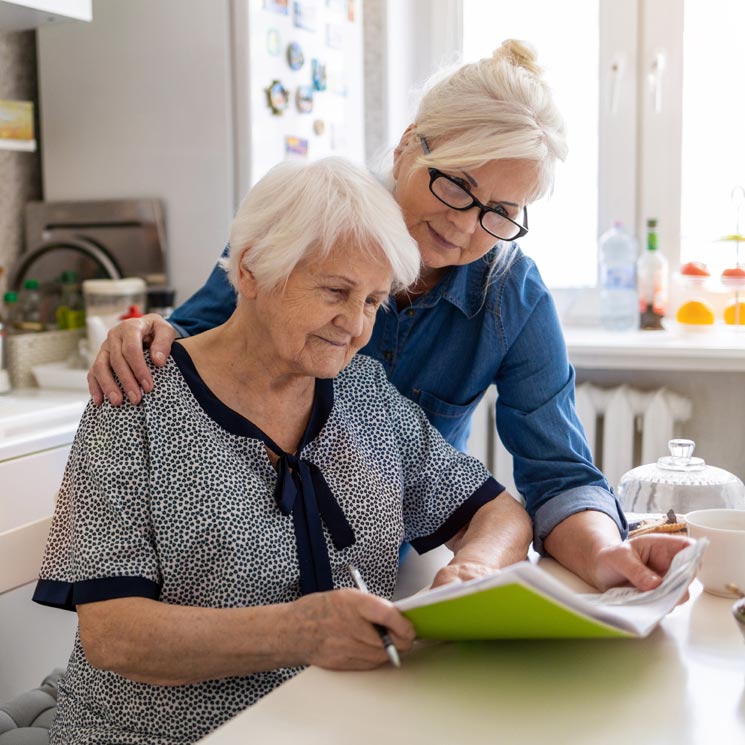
[
  {"xmin": 618, "ymin": 439, "xmax": 745, "ymax": 514},
  {"xmin": 83, "ymin": 277, "xmax": 146, "ymax": 353},
  {"xmin": 720, "ymin": 267, "xmax": 745, "ymax": 326},
  {"xmin": 671, "ymin": 266, "xmax": 716, "ymax": 329},
  {"xmin": 146, "ymin": 287, "xmax": 176, "ymax": 318}
]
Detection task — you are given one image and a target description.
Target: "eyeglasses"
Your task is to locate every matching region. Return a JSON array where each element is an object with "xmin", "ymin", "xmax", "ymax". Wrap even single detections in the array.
[{"xmin": 419, "ymin": 137, "xmax": 529, "ymax": 241}]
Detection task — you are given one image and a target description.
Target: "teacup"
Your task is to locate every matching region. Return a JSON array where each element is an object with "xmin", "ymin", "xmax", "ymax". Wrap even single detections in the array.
[{"xmin": 686, "ymin": 509, "xmax": 745, "ymax": 597}]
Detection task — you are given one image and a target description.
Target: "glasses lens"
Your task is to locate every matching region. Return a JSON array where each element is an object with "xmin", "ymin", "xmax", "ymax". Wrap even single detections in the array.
[
  {"xmin": 431, "ymin": 175, "xmax": 473, "ymax": 209},
  {"xmin": 481, "ymin": 211, "xmax": 522, "ymax": 240}
]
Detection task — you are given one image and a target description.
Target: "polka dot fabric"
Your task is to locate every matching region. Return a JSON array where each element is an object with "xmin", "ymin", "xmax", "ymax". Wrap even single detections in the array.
[{"xmin": 35, "ymin": 351, "xmax": 503, "ymax": 744}]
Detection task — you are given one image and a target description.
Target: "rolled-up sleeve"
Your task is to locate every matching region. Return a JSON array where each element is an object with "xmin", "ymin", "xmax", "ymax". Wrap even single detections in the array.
[{"xmin": 495, "ymin": 260, "xmax": 627, "ymax": 552}]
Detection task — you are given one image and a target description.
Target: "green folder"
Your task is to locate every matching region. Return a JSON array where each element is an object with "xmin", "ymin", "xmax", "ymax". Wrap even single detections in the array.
[{"xmin": 400, "ymin": 582, "xmax": 632, "ymax": 640}]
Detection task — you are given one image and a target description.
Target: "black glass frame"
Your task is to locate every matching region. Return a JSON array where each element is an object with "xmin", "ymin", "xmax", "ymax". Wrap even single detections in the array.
[{"xmin": 419, "ymin": 137, "xmax": 529, "ymax": 241}]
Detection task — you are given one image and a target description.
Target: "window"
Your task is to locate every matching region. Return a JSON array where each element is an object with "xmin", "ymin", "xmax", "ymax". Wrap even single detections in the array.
[
  {"xmin": 462, "ymin": 0, "xmax": 600, "ymax": 288},
  {"xmin": 462, "ymin": 0, "xmax": 745, "ymax": 292},
  {"xmin": 679, "ymin": 0, "xmax": 745, "ymax": 276}
]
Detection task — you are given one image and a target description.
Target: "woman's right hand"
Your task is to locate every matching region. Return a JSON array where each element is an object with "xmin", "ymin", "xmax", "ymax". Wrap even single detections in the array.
[
  {"xmin": 87, "ymin": 314, "xmax": 178, "ymax": 406},
  {"xmin": 292, "ymin": 588, "xmax": 415, "ymax": 670}
]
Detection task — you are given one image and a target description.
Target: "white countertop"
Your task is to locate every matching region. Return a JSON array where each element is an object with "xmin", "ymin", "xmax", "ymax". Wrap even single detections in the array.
[
  {"xmin": 200, "ymin": 571, "xmax": 745, "ymax": 745},
  {"xmin": 0, "ymin": 388, "xmax": 89, "ymax": 461},
  {"xmin": 564, "ymin": 325, "xmax": 745, "ymax": 371}
]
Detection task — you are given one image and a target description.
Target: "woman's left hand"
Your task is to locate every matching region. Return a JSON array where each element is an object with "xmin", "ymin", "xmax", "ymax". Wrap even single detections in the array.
[
  {"xmin": 431, "ymin": 491, "xmax": 533, "ymax": 589},
  {"xmin": 590, "ymin": 534, "xmax": 694, "ymax": 596}
]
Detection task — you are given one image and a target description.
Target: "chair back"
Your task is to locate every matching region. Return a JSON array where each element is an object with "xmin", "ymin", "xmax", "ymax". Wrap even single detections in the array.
[{"xmin": 0, "ymin": 516, "xmax": 52, "ymax": 594}]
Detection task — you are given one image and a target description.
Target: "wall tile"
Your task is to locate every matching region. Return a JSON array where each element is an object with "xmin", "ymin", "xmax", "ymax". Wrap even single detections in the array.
[{"xmin": 0, "ymin": 31, "xmax": 42, "ymax": 295}]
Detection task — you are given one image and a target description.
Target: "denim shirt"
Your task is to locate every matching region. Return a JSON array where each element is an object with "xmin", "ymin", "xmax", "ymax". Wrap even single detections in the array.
[{"xmin": 170, "ymin": 245, "xmax": 627, "ymax": 552}]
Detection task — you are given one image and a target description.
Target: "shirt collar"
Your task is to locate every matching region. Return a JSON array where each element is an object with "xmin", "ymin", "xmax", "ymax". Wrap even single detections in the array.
[{"xmin": 407, "ymin": 248, "xmax": 498, "ymax": 320}]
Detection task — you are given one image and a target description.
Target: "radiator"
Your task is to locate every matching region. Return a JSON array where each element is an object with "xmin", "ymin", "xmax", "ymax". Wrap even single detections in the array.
[{"xmin": 469, "ymin": 383, "xmax": 693, "ymax": 497}]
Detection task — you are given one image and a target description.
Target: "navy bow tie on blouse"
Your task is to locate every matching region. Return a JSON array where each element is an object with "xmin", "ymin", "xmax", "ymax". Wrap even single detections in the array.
[{"xmin": 273, "ymin": 452, "xmax": 356, "ymax": 595}]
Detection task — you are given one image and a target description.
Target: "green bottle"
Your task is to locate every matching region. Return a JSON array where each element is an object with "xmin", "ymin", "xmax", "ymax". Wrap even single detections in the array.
[{"xmin": 56, "ymin": 271, "xmax": 86, "ymax": 329}]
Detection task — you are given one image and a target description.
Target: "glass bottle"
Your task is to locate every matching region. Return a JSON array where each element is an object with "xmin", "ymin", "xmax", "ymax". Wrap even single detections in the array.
[
  {"xmin": 637, "ymin": 218, "xmax": 669, "ymax": 330},
  {"xmin": 3, "ymin": 291, "xmax": 19, "ymax": 332},
  {"xmin": 17, "ymin": 278, "xmax": 45, "ymax": 332},
  {"xmin": 56, "ymin": 270, "xmax": 86, "ymax": 329}
]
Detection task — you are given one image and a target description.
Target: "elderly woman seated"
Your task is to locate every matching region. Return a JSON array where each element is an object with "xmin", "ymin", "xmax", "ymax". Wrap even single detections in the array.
[{"xmin": 32, "ymin": 157, "xmax": 532, "ymax": 745}]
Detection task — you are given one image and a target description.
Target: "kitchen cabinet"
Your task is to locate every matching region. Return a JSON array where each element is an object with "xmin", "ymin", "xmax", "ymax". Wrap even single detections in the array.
[
  {"xmin": 0, "ymin": 389, "xmax": 86, "ymax": 702},
  {"xmin": 0, "ymin": 0, "xmax": 90, "ymax": 31}
]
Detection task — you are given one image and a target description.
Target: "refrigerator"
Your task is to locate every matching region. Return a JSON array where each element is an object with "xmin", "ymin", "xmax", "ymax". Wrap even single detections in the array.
[{"xmin": 36, "ymin": 0, "xmax": 364, "ymax": 302}]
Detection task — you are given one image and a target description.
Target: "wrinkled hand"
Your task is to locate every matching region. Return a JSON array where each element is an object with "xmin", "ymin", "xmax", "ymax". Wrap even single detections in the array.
[
  {"xmin": 591, "ymin": 534, "xmax": 694, "ymax": 600},
  {"xmin": 431, "ymin": 560, "xmax": 498, "ymax": 589},
  {"xmin": 87, "ymin": 314, "xmax": 177, "ymax": 406},
  {"xmin": 292, "ymin": 588, "xmax": 415, "ymax": 670}
]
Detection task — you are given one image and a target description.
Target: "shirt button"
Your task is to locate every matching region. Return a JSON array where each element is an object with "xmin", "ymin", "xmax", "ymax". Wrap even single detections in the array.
[
  {"xmin": 406, "ymin": 309, "xmax": 416, "ymax": 317},
  {"xmin": 384, "ymin": 351, "xmax": 393, "ymax": 361}
]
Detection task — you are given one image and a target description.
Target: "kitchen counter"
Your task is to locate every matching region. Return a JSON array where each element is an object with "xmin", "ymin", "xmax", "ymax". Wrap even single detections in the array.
[
  {"xmin": 0, "ymin": 388, "xmax": 87, "ymax": 704},
  {"xmin": 0, "ymin": 388, "xmax": 89, "ymax": 462}
]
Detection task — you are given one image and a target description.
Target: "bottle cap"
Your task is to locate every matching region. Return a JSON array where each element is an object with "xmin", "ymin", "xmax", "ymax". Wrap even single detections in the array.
[
  {"xmin": 23, "ymin": 278, "xmax": 39, "ymax": 289},
  {"xmin": 61, "ymin": 270, "xmax": 80, "ymax": 283},
  {"xmin": 3, "ymin": 291, "xmax": 17, "ymax": 303},
  {"xmin": 647, "ymin": 218, "xmax": 658, "ymax": 228}
]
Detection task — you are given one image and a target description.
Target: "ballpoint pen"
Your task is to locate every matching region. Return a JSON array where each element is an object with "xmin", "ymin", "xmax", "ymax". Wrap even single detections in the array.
[{"xmin": 347, "ymin": 564, "xmax": 401, "ymax": 668}]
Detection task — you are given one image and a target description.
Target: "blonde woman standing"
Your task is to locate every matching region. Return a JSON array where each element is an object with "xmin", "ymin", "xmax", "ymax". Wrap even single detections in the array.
[{"xmin": 88, "ymin": 40, "xmax": 691, "ymax": 594}]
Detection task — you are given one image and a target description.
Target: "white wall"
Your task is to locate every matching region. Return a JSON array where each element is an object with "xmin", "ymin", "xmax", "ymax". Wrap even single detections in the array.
[{"xmin": 37, "ymin": 0, "xmax": 235, "ymax": 304}]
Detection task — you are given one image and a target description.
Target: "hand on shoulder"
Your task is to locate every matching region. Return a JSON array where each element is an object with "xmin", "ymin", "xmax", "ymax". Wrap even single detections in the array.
[{"xmin": 88, "ymin": 314, "xmax": 178, "ymax": 407}]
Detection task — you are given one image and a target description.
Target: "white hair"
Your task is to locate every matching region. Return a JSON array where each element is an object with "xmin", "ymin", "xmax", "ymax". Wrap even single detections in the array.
[
  {"xmin": 221, "ymin": 157, "xmax": 420, "ymax": 293},
  {"xmin": 413, "ymin": 39, "xmax": 568, "ymax": 202}
]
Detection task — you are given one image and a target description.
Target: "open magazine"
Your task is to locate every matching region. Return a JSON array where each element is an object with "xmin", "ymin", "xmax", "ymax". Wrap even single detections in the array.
[{"xmin": 395, "ymin": 539, "xmax": 708, "ymax": 640}]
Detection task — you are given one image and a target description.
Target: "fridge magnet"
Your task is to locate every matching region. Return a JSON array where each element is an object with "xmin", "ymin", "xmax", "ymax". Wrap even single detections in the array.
[
  {"xmin": 328, "ymin": 67, "xmax": 348, "ymax": 97},
  {"xmin": 295, "ymin": 85, "xmax": 314, "ymax": 113},
  {"xmin": 293, "ymin": 1, "xmax": 317, "ymax": 32},
  {"xmin": 266, "ymin": 28, "xmax": 281, "ymax": 56},
  {"xmin": 263, "ymin": 0, "xmax": 289, "ymax": 15},
  {"xmin": 265, "ymin": 80, "xmax": 290, "ymax": 115},
  {"xmin": 312, "ymin": 118, "xmax": 325, "ymax": 136},
  {"xmin": 325, "ymin": 23, "xmax": 343, "ymax": 49},
  {"xmin": 286, "ymin": 41, "xmax": 305, "ymax": 70},
  {"xmin": 0, "ymin": 99, "xmax": 36, "ymax": 151},
  {"xmin": 311, "ymin": 58, "xmax": 327, "ymax": 91},
  {"xmin": 285, "ymin": 135, "xmax": 309, "ymax": 157}
]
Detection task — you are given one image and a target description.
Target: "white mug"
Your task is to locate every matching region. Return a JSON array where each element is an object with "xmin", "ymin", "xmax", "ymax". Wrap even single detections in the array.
[{"xmin": 686, "ymin": 509, "xmax": 745, "ymax": 597}]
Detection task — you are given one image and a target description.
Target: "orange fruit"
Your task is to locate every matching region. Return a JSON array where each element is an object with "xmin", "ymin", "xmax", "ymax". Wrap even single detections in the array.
[
  {"xmin": 676, "ymin": 299, "xmax": 715, "ymax": 325},
  {"xmin": 724, "ymin": 301, "xmax": 745, "ymax": 325}
]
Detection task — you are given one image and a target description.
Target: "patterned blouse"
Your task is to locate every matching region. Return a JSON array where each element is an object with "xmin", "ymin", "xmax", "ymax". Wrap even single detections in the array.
[{"xmin": 33, "ymin": 344, "xmax": 504, "ymax": 744}]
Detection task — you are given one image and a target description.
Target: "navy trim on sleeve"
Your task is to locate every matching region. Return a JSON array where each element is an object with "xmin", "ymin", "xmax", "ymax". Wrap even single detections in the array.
[
  {"xmin": 410, "ymin": 476, "xmax": 505, "ymax": 554},
  {"xmin": 32, "ymin": 576, "xmax": 161, "ymax": 612}
]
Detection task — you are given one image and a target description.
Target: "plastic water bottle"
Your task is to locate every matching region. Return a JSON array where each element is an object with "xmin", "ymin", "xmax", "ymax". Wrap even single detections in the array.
[{"xmin": 598, "ymin": 222, "xmax": 638, "ymax": 331}]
